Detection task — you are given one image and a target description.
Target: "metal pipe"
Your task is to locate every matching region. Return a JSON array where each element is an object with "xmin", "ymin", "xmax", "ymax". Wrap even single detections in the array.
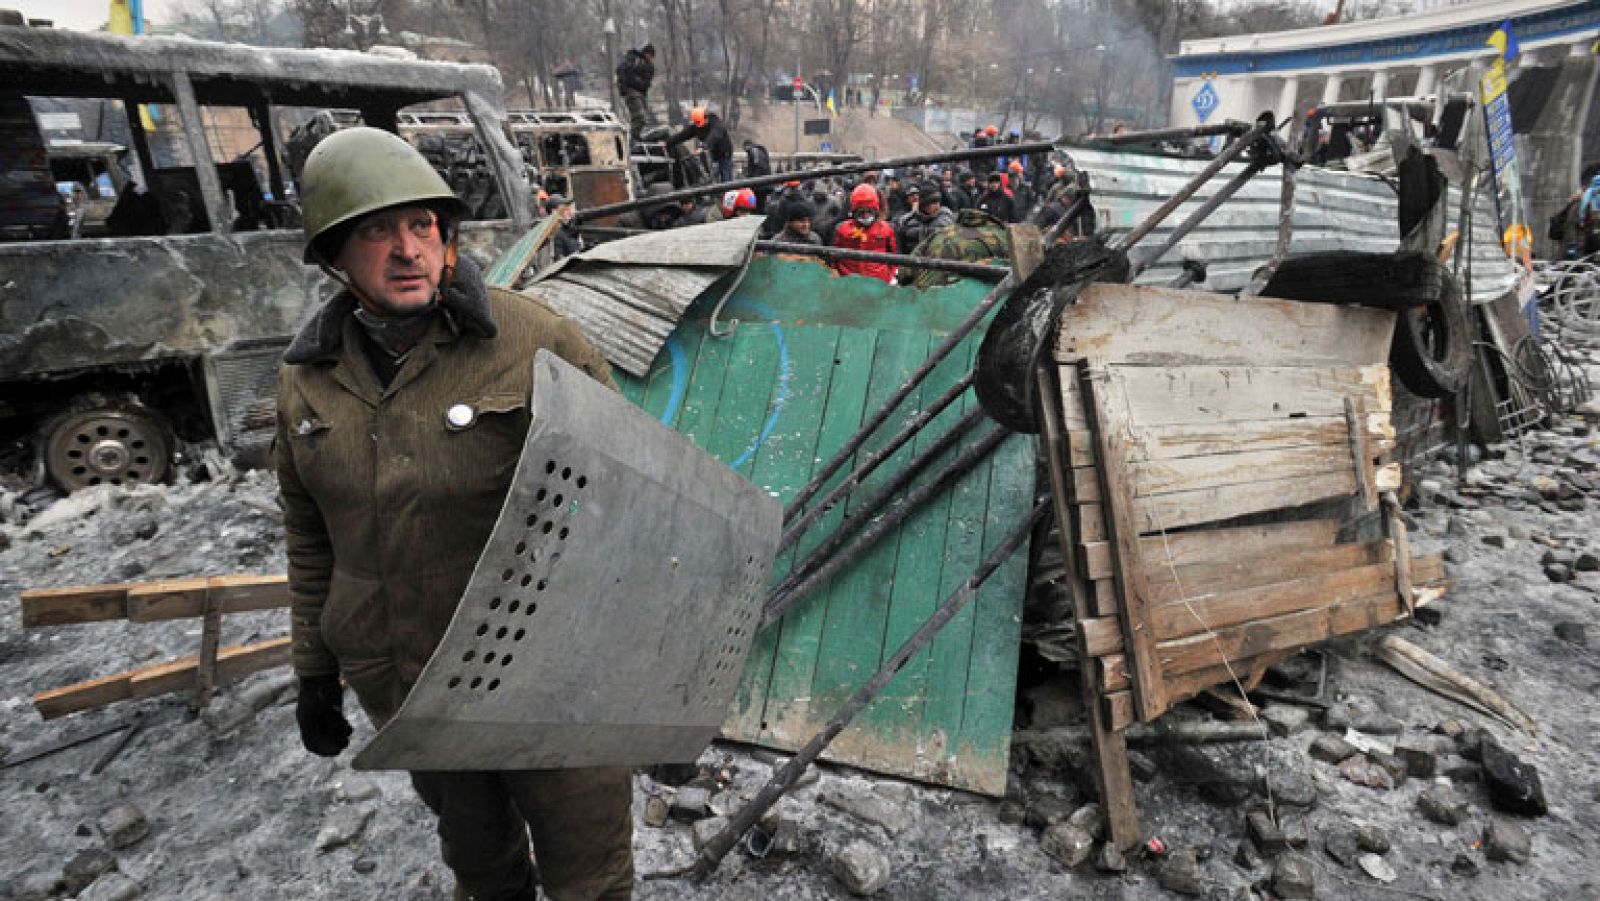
[
  {"xmin": 576, "ymin": 140, "xmax": 1058, "ymax": 223},
  {"xmin": 1243, "ymin": 154, "xmax": 1299, "ymax": 296},
  {"xmin": 579, "ymin": 228, "xmax": 1009, "ymax": 279},
  {"xmin": 680, "ymin": 502, "xmax": 1046, "ymax": 882},
  {"xmin": 782, "ymin": 205, "xmax": 1082, "ymax": 521},
  {"xmin": 1091, "ymin": 120, "xmax": 1253, "ymax": 146},
  {"xmin": 759, "ymin": 242, "xmax": 1008, "ymax": 280},
  {"xmin": 762, "ymin": 425, "xmax": 1011, "ymax": 630},
  {"xmin": 778, "ymin": 390, "xmax": 979, "ymax": 555},
  {"xmin": 1128, "ymin": 158, "xmax": 1270, "ymax": 279},
  {"xmin": 1112, "ymin": 117, "xmax": 1270, "ymax": 252}
]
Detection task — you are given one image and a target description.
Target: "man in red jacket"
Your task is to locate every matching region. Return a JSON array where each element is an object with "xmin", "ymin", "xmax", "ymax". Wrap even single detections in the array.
[{"xmin": 831, "ymin": 183, "xmax": 898, "ymax": 283}]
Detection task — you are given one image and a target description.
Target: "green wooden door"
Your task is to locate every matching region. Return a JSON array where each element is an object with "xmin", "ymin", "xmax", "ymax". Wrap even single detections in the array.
[{"xmin": 617, "ymin": 257, "xmax": 1032, "ymax": 796}]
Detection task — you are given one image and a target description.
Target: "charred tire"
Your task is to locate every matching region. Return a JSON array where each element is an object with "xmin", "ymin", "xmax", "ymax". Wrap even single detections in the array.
[
  {"xmin": 1388, "ymin": 270, "xmax": 1472, "ymax": 399},
  {"xmin": 1260, "ymin": 251, "xmax": 1446, "ymax": 310},
  {"xmin": 40, "ymin": 396, "xmax": 174, "ymax": 492}
]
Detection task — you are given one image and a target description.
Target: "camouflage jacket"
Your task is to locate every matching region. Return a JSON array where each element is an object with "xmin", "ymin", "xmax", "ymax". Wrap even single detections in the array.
[{"xmin": 908, "ymin": 209, "xmax": 1010, "ymax": 289}]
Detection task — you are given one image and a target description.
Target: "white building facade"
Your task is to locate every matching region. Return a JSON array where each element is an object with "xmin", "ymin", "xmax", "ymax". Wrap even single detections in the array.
[{"xmin": 1169, "ymin": 0, "xmax": 1600, "ymax": 128}]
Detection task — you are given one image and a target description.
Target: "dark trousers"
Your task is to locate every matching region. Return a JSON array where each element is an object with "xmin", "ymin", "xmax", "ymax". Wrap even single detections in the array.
[{"xmin": 409, "ymin": 767, "xmax": 634, "ymax": 901}]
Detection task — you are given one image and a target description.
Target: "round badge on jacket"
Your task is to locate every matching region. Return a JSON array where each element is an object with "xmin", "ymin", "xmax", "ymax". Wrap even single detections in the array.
[{"xmin": 446, "ymin": 404, "xmax": 475, "ymax": 429}]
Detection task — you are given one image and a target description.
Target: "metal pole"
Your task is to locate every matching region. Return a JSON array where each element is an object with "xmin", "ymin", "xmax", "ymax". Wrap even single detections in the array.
[
  {"xmin": 778, "ymin": 393, "xmax": 981, "ymax": 555},
  {"xmin": 1128, "ymin": 159, "xmax": 1270, "ymax": 279},
  {"xmin": 781, "ymin": 197, "xmax": 1085, "ymax": 521},
  {"xmin": 1091, "ymin": 120, "xmax": 1252, "ymax": 146},
  {"xmin": 576, "ymin": 139, "xmax": 1060, "ymax": 222},
  {"xmin": 762, "ymin": 425, "xmax": 1010, "ymax": 629},
  {"xmin": 1242, "ymin": 154, "xmax": 1299, "ymax": 296},
  {"xmin": 679, "ymin": 502, "xmax": 1046, "ymax": 882},
  {"xmin": 1112, "ymin": 117, "xmax": 1270, "ymax": 252}
]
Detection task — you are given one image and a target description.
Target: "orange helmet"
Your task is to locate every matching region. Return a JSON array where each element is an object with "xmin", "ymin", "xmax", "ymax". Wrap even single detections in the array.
[
  {"xmin": 849, "ymin": 183, "xmax": 880, "ymax": 211},
  {"xmin": 690, "ymin": 107, "xmax": 707, "ymax": 127},
  {"xmin": 1007, "ymin": 160, "xmax": 1023, "ymax": 173},
  {"xmin": 984, "ymin": 125, "xmax": 998, "ymax": 136}
]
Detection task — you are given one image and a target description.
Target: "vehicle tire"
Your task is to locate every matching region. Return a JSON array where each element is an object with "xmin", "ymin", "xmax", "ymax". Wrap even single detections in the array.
[
  {"xmin": 1260, "ymin": 251, "xmax": 1445, "ymax": 310},
  {"xmin": 1388, "ymin": 269, "xmax": 1472, "ymax": 399},
  {"xmin": 39, "ymin": 395, "xmax": 174, "ymax": 492}
]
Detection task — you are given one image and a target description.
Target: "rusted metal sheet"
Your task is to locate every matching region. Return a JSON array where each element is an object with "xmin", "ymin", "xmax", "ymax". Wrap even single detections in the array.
[
  {"xmin": 1069, "ymin": 147, "xmax": 1522, "ymax": 306},
  {"xmin": 523, "ymin": 218, "xmax": 763, "ymax": 376}
]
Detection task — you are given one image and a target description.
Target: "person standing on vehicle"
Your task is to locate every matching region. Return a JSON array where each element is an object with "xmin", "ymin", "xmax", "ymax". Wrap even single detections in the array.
[
  {"xmin": 548, "ymin": 193, "xmax": 583, "ymax": 259},
  {"xmin": 277, "ymin": 127, "xmax": 633, "ymax": 901},
  {"xmin": 665, "ymin": 107, "xmax": 734, "ymax": 183},
  {"xmin": 616, "ymin": 44, "xmax": 656, "ymax": 136},
  {"xmin": 831, "ymin": 183, "xmax": 897, "ymax": 283}
]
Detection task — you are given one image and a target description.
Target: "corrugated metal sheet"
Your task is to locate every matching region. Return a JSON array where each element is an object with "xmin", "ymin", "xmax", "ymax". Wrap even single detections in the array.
[
  {"xmin": 1069, "ymin": 147, "xmax": 1525, "ymax": 306},
  {"xmin": 523, "ymin": 218, "xmax": 763, "ymax": 377}
]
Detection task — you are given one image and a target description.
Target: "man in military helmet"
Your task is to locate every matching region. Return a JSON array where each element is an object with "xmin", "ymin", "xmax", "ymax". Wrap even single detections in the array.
[
  {"xmin": 907, "ymin": 207, "xmax": 1010, "ymax": 290},
  {"xmin": 277, "ymin": 127, "xmax": 633, "ymax": 901}
]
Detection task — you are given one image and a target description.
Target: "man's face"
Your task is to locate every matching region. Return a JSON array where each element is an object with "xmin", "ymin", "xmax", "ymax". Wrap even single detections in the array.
[
  {"xmin": 788, "ymin": 216, "xmax": 812, "ymax": 235},
  {"xmin": 920, "ymin": 198, "xmax": 941, "ymax": 216},
  {"xmin": 333, "ymin": 205, "xmax": 445, "ymax": 314},
  {"xmin": 557, "ymin": 203, "xmax": 576, "ymax": 223}
]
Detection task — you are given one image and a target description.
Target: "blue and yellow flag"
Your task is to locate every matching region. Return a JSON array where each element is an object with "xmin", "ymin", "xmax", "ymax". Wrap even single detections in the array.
[
  {"xmin": 826, "ymin": 89, "xmax": 837, "ymax": 118},
  {"xmin": 1487, "ymin": 19, "xmax": 1520, "ymax": 61},
  {"xmin": 108, "ymin": 0, "xmax": 157, "ymax": 128}
]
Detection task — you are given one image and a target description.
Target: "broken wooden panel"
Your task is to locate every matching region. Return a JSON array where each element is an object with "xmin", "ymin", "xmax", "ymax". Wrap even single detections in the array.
[{"xmin": 616, "ymin": 256, "xmax": 1031, "ymax": 796}]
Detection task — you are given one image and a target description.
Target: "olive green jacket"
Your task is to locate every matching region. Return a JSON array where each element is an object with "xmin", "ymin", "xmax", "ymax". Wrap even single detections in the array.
[{"xmin": 275, "ymin": 257, "xmax": 614, "ymax": 725}]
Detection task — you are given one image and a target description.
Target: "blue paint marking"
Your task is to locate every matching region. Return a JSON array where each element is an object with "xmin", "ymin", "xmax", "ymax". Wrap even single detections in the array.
[
  {"xmin": 659, "ymin": 335, "xmax": 690, "ymax": 425},
  {"xmin": 1191, "ymin": 82, "xmax": 1219, "ymax": 123},
  {"xmin": 729, "ymin": 303, "xmax": 791, "ymax": 471}
]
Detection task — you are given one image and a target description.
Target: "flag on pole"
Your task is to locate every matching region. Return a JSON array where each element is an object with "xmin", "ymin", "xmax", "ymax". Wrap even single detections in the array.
[
  {"xmin": 826, "ymin": 89, "xmax": 837, "ymax": 118},
  {"xmin": 1486, "ymin": 19, "xmax": 1519, "ymax": 61},
  {"xmin": 108, "ymin": 0, "xmax": 158, "ymax": 128}
]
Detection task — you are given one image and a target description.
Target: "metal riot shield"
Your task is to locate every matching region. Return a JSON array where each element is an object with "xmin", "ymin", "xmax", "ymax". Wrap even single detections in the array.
[{"xmin": 353, "ymin": 349, "xmax": 781, "ymax": 771}]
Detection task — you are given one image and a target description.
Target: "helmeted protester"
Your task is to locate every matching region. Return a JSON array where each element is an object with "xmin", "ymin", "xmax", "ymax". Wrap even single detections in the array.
[
  {"xmin": 1007, "ymin": 160, "xmax": 1036, "ymax": 221},
  {"xmin": 616, "ymin": 44, "xmax": 656, "ymax": 136},
  {"xmin": 831, "ymin": 183, "xmax": 898, "ymax": 283},
  {"xmin": 707, "ymin": 186, "xmax": 758, "ymax": 221},
  {"xmin": 908, "ymin": 207, "xmax": 1011, "ymax": 289},
  {"xmin": 665, "ymin": 107, "xmax": 734, "ymax": 182},
  {"xmin": 279, "ymin": 127, "xmax": 632, "ymax": 901}
]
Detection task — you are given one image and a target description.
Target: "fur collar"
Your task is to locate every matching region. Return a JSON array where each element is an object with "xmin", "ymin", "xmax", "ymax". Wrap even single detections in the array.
[{"xmin": 284, "ymin": 254, "xmax": 495, "ymax": 364}]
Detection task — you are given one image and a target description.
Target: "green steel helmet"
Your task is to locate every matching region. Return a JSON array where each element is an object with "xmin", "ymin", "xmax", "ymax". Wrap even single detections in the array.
[{"xmin": 299, "ymin": 126, "xmax": 466, "ymax": 263}]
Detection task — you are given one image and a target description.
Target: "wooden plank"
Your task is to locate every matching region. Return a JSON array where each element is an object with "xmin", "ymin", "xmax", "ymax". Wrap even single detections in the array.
[
  {"xmin": 1125, "ymin": 416, "xmax": 1394, "ymax": 462},
  {"xmin": 125, "ymin": 575, "xmax": 289, "ymax": 623},
  {"xmin": 1082, "ymin": 540, "xmax": 1113, "ymax": 581},
  {"xmin": 1093, "ymin": 579, "xmax": 1119, "ymax": 618},
  {"xmin": 1383, "ymin": 492, "xmax": 1416, "ymax": 616},
  {"xmin": 1035, "ymin": 365, "xmax": 1139, "ymax": 849},
  {"xmin": 1113, "ymin": 364, "xmax": 1392, "ymax": 426},
  {"xmin": 1132, "ymin": 468, "xmax": 1358, "ymax": 533},
  {"xmin": 1145, "ymin": 541, "xmax": 1383, "ymax": 605},
  {"xmin": 1156, "ymin": 590, "xmax": 1404, "ymax": 678},
  {"xmin": 21, "ymin": 584, "xmax": 130, "ymax": 627},
  {"xmin": 1056, "ymin": 283, "xmax": 1398, "ymax": 368},
  {"xmin": 1102, "ymin": 692, "xmax": 1136, "ymax": 732},
  {"xmin": 1129, "ymin": 443, "xmax": 1360, "ymax": 498},
  {"xmin": 724, "ymin": 324, "xmax": 842, "ymax": 739},
  {"xmin": 1150, "ymin": 562, "xmax": 1398, "ymax": 641},
  {"xmin": 1008, "ymin": 224, "xmax": 1045, "ymax": 281},
  {"xmin": 1080, "ymin": 616, "xmax": 1123, "ymax": 657},
  {"xmin": 33, "ymin": 637, "xmax": 291, "ymax": 719},
  {"xmin": 1345, "ymin": 397, "xmax": 1379, "ymax": 513},
  {"xmin": 1098, "ymin": 655, "xmax": 1131, "ymax": 692},
  {"xmin": 1080, "ymin": 362, "xmax": 1168, "ymax": 721},
  {"xmin": 128, "ymin": 638, "xmax": 292, "ymax": 700},
  {"xmin": 1136, "ymin": 520, "xmax": 1340, "ymax": 569},
  {"xmin": 33, "ymin": 671, "xmax": 131, "ymax": 720},
  {"xmin": 1412, "ymin": 554, "xmax": 1445, "ymax": 586},
  {"xmin": 1162, "ymin": 648, "xmax": 1301, "ymax": 709}
]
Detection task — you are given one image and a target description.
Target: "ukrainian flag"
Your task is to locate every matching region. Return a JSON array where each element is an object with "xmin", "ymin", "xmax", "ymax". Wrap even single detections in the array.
[
  {"xmin": 826, "ymin": 89, "xmax": 837, "ymax": 118},
  {"xmin": 1487, "ymin": 19, "xmax": 1519, "ymax": 61},
  {"xmin": 108, "ymin": 0, "xmax": 157, "ymax": 129}
]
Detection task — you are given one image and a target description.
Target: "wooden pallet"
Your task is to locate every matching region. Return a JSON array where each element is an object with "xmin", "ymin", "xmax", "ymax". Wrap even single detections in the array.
[{"xmin": 1042, "ymin": 284, "xmax": 1449, "ymax": 848}]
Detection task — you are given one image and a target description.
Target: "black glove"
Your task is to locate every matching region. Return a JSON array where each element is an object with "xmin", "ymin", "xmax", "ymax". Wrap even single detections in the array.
[{"xmin": 295, "ymin": 674, "xmax": 353, "ymax": 757}]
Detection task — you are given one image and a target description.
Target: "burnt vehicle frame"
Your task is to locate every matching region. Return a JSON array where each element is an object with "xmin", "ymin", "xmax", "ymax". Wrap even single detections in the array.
[{"xmin": 0, "ymin": 24, "xmax": 534, "ymax": 491}]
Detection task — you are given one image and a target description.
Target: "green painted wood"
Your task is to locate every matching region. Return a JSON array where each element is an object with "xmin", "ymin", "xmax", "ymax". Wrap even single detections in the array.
[{"xmin": 614, "ymin": 257, "xmax": 1029, "ymax": 795}]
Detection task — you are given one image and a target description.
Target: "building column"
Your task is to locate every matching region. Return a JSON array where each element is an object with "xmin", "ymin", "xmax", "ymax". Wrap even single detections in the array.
[
  {"xmin": 1370, "ymin": 69, "xmax": 1390, "ymax": 100},
  {"xmin": 1275, "ymin": 76, "xmax": 1300, "ymax": 126},
  {"xmin": 1321, "ymin": 73, "xmax": 1344, "ymax": 105},
  {"xmin": 1415, "ymin": 64, "xmax": 1438, "ymax": 97}
]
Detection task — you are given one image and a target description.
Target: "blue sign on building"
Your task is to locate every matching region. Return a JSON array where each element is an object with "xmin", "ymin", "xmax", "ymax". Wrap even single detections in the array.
[{"xmin": 1191, "ymin": 82, "xmax": 1220, "ymax": 123}]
